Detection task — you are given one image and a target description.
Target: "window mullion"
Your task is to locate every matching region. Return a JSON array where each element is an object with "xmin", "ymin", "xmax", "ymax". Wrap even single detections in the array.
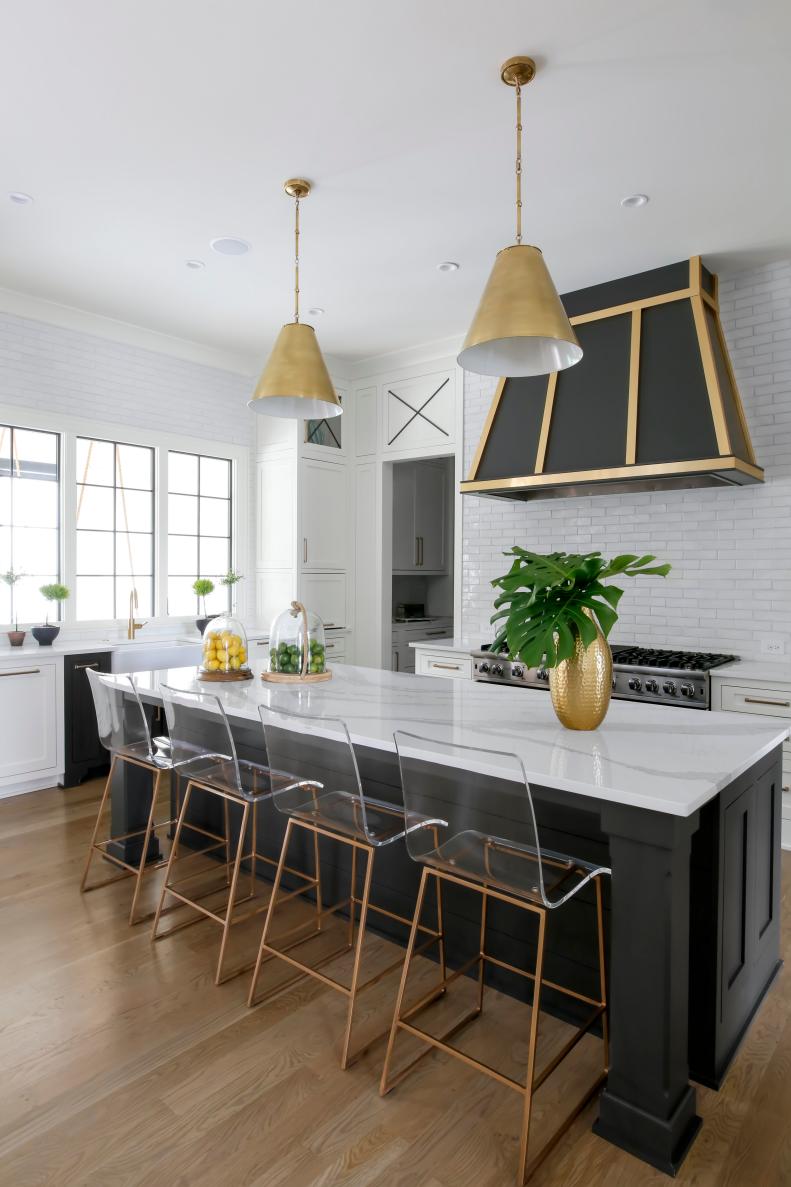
[
  {"xmin": 157, "ymin": 447, "xmax": 168, "ymax": 617},
  {"xmin": 61, "ymin": 432, "xmax": 77, "ymax": 625}
]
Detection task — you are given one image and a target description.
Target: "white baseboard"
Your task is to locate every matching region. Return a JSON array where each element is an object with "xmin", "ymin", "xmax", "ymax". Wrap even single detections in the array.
[{"xmin": 0, "ymin": 772, "xmax": 63, "ymax": 799}]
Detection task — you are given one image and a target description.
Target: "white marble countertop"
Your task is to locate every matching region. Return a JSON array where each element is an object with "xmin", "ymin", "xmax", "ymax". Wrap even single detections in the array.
[
  {"xmin": 408, "ymin": 638, "xmax": 477, "ymax": 653},
  {"xmin": 711, "ymin": 660, "xmax": 791, "ymax": 684},
  {"xmin": 105, "ymin": 662, "xmax": 789, "ymax": 818}
]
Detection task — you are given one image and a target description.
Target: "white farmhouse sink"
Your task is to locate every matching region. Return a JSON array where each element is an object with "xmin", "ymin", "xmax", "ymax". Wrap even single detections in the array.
[{"xmin": 110, "ymin": 639, "xmax": 202, "ymax": 673}]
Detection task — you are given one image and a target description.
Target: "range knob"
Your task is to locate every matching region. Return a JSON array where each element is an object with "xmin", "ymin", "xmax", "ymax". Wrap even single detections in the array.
[
  {"xmin": 680, "ymin": 682, "xmax": 695, "ymax": 698},
  {"xmin": 511, "ymin": 665, "xmax": 524, "ymax": 679},
  {"xmin": 663, "ymin": 680, "xmax": 677, "ymax": 695},
  {"xmin": 478, "ymin": 661, "xmax": 490, "ymax": 674},
  {"xmin": 645, "ymin": 679, "xmax": 659, "ymax": 694},
  {"xmin": 627, "ymin": 677, "xmax": 642, "ymax": 692},
  {"xmin": 491, "ymin": 663, "xmax": 504, "ymax": 677},
  {"xmin": 537, "ymin": 668, "xmax": 549, "ymax": 682}
]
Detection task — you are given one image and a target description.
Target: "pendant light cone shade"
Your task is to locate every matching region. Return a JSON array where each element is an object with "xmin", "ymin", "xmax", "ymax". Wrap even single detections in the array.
[
  {"xmin": 250, "ymin": 322, "xmax": 341, "ymax": 419},
  {"xmin": 459, "ymin": 56, "xmax": 582, "ymax": 378},
  {"xmin": 248, "ymin": 177, "xmax": 342, "ymax": 419},
  {"xmin": 458, "ymin": 245, "xmax": 582, "ymax": 377}
]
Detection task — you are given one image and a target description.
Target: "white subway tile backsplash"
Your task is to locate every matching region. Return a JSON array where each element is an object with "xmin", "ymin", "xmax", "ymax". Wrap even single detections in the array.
[{"xmin": 460, "ymin": 260, "xmax": 791, "ymax": 659}]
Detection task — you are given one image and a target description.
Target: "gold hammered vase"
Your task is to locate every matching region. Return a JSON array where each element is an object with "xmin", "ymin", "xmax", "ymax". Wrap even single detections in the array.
[{"xmin": 548, "ymin": 610, "xmax": 612, "ymax": 730}]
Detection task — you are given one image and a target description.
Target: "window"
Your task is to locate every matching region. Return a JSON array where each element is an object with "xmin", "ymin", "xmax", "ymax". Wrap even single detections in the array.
[
  {"xmin": 167, "ymin": 451, "xmax": 232, "ymax": 617},
  {"xmin": 0, "ymin": 424, "xmax": 60, "ymax": 624},
  {"xmin": 75, "ymin": 437, "xmax": 154, "ymax": 620}
]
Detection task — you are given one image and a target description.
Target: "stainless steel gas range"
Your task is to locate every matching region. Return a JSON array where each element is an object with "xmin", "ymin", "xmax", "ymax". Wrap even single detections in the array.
[{"xmin": 471, "ymin": 644, "xmax": 737, "ymax": 710}]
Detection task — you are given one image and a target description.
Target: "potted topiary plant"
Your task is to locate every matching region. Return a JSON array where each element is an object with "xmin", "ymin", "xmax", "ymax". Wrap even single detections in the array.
[
  {"xmin": 33, "ymin": 583, "xmax": 70, "ymax": 646},
  {"xmin": 2, "ymin": 569, "xmax": 26, "ymax": 646},
  {"xmin": 491, "ymin": 549, "xmax": 670, "ymax": 730},
  {"xmin": 220, "ymin": 569, "xmax": 244, "ymax": 612},
  {"xmin": 192, "ymin": 577, "xmax": 216, "ymax": 634}
]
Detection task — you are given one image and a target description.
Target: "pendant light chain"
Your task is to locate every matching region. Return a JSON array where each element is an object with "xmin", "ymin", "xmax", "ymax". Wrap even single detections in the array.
[
  {"xmin": 515, "ymin": 80, "xmax": 523, "ymax": 245},
  {"xmin": 294, "ymin": 194, "xmax": 301, "ymax": 323}
]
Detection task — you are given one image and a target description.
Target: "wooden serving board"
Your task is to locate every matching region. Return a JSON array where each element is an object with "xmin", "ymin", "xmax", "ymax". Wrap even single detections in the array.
[
  {"xmin": 260, "ymin": 670, "xmax": 333, "ymax": 684},
  {"xmin": 198, "ymin": 668, "xmax": 254, "ymax": 682}
]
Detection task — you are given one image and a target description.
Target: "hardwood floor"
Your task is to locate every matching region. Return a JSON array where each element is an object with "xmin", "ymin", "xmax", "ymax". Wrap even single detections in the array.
[{"xmin": 1, "ymin": 778, "xmax": 790, "ymax": 1187}]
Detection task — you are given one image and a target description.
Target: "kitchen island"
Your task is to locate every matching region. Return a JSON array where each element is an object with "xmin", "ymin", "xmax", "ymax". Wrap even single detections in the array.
[{"xmin": 106, "ymin": 662, "xmax": 788, "ymax": 1176}]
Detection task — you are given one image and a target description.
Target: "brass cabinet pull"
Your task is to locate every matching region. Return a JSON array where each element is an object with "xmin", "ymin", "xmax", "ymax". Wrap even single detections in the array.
[
  {"xmin": 0, "ymin": 668, "xmax": 40, "ymax": 677},
  {"xmin": 303, "ymin": 537, "xmax": 308, "ymax": 564},
  {"xmin": 744, "ymin": 696, "xmax": 790, "ymax": 708},
  {"xmin": 783, "ymin": 785, "xmax": 790, "ymax": 794},
  {"xmin": 255, "ymin": 640, "xmax": 268, "ymax": 646},
  {"xmin": 426, "ymin": 629, "xmax": 446, "ymax": 636},
  {"xmin": 419, "ymin": 536, "xmax": 424, "ymax": 566},
  {"xmin": 431, "ymin": 662, "xmax": 461, "ymax": 671},
  {"xmin": 415, "ymin": 536, "xmax": 419, "ymax": 566},
  {"xmin": 73, "ymin": 662, "xmax": 99, "ymax": 671}
]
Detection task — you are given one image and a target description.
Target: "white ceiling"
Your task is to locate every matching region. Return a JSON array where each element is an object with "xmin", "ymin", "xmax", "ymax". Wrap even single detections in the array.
[{"xmin": 1, "ymin": 0, "xmax": 789, "ymax": 367}]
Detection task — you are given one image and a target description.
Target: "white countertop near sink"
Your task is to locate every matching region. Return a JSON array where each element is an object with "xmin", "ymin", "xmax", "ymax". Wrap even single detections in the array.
[{"xmin": 103, "ymin": 661, "xmax": 789, "ymax": 818}]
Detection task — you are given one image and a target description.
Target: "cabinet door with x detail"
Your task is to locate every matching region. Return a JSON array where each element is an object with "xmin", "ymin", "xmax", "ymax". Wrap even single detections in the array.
[{"xmin": 383, "ymin": 370, "xmax": 455, "ymax": 453}]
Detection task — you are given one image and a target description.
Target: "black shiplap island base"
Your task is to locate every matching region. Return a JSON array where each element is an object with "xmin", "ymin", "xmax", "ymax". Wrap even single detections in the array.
[{"xmin": 105, "ymin": 663, "xmax": 788, "ymax": 1176}]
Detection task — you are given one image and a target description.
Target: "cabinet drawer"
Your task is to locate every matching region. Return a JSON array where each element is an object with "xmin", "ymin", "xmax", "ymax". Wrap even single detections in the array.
[
  {"xmin": 0, "ymin": 664, "xmax": 58, "ymax": 778},
  {"xmin": 416, "ymin": 651, "xmax": 472, "ymax": 680},
  {"xmin": 720, "ymin": 684, "xmax": 791, "ymax": 721}
]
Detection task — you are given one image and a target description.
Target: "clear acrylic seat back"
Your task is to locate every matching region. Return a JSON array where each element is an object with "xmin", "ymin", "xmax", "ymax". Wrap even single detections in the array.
[
  {"xmin": 259, "ymin": 703, "xmax": 405, "ymax": 847},
  {"xmin": 160, "ymin": 683, "xmax": 244, "ymax": 794},
  {"xmin": 394, "ymin": 730, "xmax": 572, "ymax": 908},
  {"xmin": 87, "ymin": 668, "xmax": 156, "ymax": 761}
]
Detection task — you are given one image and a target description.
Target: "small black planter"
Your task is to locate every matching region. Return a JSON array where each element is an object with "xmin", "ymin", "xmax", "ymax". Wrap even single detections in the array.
[
  {"xmin": 196, "ymin": 614, "xmax": 219, "ymax": 635},
  {"xmin": 32, "ymin": 625, "xmax": 60, "ymax": 646}
]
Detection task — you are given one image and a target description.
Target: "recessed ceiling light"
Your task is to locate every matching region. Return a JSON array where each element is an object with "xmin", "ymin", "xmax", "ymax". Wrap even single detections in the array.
[
  {"xmin": 437, "ymin": 261, "xmax": 460, "ymax": 272},
  {"xmin": 186, "ymin": 259, "xmax": 205, "ymax": 270},
  {"xmin": 308, "ymin": 306, "xmax": 325, "ymax": 317},
  {"xmin": 621, "ymin": 193, "xmax": 650, "ymax": 209},
  {"xmin": 8, "ymin": 192, "xmax": 33, "ymax": 205},
  {"xmin": 210, "ymin": 236, "xmax": 251, "ymax": 256}
]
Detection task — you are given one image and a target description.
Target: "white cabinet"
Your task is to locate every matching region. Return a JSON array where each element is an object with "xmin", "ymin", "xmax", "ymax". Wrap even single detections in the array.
[
  {"xmin": 415, "ymin": 463, "xmax": 446, "ymax": 572},
  {"xmin": 383, "ymin": 369, "xmax": 455, "ymax": 454},
  {"xmin": 0, "ymin": 658, "xmax": 62, "ymax": 796},
  {"xmin": 392, "ymin": 462, "xmax": 447, "ymax": 574},
  {"xmin": 415, "ymin": 648, "xmax": 473, "ymax": 680},
  {"xmin": 712, "ymin": 667, "xmax": 791, "ymax": 850},
  {"xmin": 301, "ymin": 459, "xmax": 348, "ymax": 571},
  {"xmin": 300, "ymin": 571, "xmax": 348, "ymax": 630}
]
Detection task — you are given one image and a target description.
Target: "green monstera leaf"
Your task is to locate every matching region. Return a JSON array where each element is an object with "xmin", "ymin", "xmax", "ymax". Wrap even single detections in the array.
[{"xmin": 490, "ymin": 550, "xmax": 671, "ymax": 670}]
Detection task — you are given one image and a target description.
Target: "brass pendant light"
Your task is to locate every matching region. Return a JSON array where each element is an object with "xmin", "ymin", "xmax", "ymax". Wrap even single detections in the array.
[
  {"xmin": 249, "ymin": 179, "xmax": 342, "ymax": 420},
  {"xmin": 458, "ymin": 57, "xmax": 582, "ymax": 378}
]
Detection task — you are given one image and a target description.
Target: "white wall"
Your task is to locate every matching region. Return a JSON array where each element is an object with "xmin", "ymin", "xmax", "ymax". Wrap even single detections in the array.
[
  {"xmin": 0, "ymin": 307, "xmax": 259, "ymax": 620},
  {"xmin": 461, "ymin": 260, "xmax": 791, "ymax": 660}
]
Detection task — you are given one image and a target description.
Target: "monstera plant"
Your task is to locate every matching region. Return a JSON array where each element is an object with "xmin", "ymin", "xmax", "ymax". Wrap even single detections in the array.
[{"xmin": 491, "ymin": 550, "xmax": 671, "ymax": 728}]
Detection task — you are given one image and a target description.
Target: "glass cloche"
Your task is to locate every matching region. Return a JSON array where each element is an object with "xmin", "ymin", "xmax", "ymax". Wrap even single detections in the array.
[
  {"xmin": 263, "ymin": 600, "xmax": 331, "ymax": 683},
  {"xmin": 198, "ymin": 614, "xmax": 253, "ymax": 681}
]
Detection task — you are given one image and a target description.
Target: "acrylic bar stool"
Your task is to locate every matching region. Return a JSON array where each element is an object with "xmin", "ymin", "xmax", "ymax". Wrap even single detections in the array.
[
  {"xmin": 81, "ymin": 668, "xmax": 189, "ymax": 926},
  {"xmin": 381, "ymin": 731, "xmax": 611, "ymax": 1186},
  {"xmin": 152, "ymin": 684, "xmax": 315, "ymax": 985},
  {"xmin": 249, "ymin": 703, "xmax": 445, "ymax": 1070}
]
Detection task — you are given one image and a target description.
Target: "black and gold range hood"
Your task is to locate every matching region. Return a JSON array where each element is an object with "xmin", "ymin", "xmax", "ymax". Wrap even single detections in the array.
[{"xmin": 461, "ymin": 257, "xmax": 763, "ymax": 501}]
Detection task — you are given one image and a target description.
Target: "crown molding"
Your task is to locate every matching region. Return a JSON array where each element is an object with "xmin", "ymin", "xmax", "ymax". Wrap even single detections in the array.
[
  {"xmin": 0, "ymin": 284, "xmax": 260, "ymax": 376},
  {"xmin": 348, "ymin": 333, "xmax": 463, "ymax": 380}
]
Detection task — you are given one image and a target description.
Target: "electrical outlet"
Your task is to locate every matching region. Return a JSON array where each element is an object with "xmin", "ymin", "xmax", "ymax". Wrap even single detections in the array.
[{"xmin": 761, "ymin": 638, "xmax": 786, "ymax": 656}]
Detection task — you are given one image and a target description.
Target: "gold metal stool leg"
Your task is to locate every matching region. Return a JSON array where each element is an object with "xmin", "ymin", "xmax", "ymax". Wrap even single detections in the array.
[
  {"xmin": 215, "ymin": 799, "xmax": 251, "ymax": 985},
  {"xmin": 151, "ymin": 781, "xmax": 195, "ymax": 940},
  {"xmin": 379, "ymin": 865, "xmax": 430, "ymax": 1095},
  {"xmin": 517, "ymin": 910, "xmax": 547, "ymax": 1185},
  {"xmin": 340, "ymin": 846, "xmax": 374, "ymax": 1070},
  {"xmin": 248, "ymin": 817, "xmax": 295, "ymax": 1006},
  {"xmin": 127, "ymin": 768, "xmax": 163, "ymax": 926},
  {"xmin": 80, "ymin": 755, "xmax": 119, "ymax": 893}
]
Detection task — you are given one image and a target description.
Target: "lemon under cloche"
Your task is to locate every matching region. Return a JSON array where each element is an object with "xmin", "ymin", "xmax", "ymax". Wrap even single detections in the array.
[{"xmin": 198, "ymin": 613, "xmax": 253, "ymax": 681}]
